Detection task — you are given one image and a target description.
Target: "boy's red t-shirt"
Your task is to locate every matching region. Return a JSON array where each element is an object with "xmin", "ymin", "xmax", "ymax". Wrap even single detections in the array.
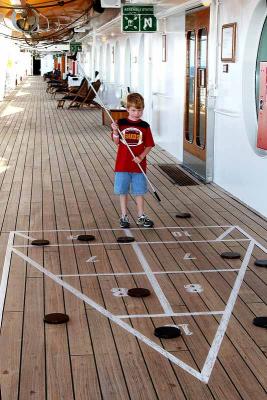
[{"xmin": 114, "ymin": 118, "xmax": 155, "ymax": 173}]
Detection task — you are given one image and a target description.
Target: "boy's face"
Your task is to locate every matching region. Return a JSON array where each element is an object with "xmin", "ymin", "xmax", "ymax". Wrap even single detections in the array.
[{"xmin": 127, "ymin": 106, "xmax": 143, "ymax": 121}]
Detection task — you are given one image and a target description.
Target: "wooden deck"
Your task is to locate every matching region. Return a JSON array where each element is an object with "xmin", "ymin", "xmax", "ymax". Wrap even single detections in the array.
[{"xmin": 0, "ymin": 77, "xmax": 266, "ymax": 400}]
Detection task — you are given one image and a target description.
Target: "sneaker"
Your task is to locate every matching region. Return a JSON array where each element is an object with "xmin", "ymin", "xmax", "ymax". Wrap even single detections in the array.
[
  {"xmin": 137, "ymin": 214, "xmax": 154, "ymax": 228},
  {"xmin": 120, "ymin": 215, "xmax": 130, "ymax": 229}
]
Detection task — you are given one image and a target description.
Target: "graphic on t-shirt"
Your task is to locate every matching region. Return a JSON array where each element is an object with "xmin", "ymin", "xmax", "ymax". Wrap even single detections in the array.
[
  {"xmin": 114, "ymin": 119, "xmax": 155, "ymax": 173},
  {"xmin": 120, "ymin": 127, "xmax": 143, "ymax": 146}
]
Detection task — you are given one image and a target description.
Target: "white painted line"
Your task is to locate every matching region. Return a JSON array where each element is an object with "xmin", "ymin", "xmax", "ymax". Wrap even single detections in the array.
[
  {"xmin": 200, "ymin": 240, "xmax": 255, "ymax": 384},
  {"xmin": 57, "ymin": 268, "xmax": 241, "ymax": 278},
  {"xmin": 235, "ymin": 226, "xmax": 267, "ymax": 254},
  {"xmin": 125, "ymin": 229, "xmax": 173, "ymax": 315},
  {"xmin": 0, "ymin": 232, "xmax": 15, "ymax": 330},
  {"xmin": 12, "ymin": 247, "xmax": 205, "ymax": 382},
  {"xmin": 215, "ymin": 226, "xmax": 237, "ymax": 241},
  {"xmin": 14, "ymin": 225, "xmax": 234, "ymax": 233},
  {"xmin": 15, "ymin": 232, "xmax": 35, "ymax": 241},
  {"xmin": 12, "ymin": 238, "xmax": 251, "ymax": 248},
  {"xmin": 117, "ymin": 311, "xmax": 224, "ymax": 319}
]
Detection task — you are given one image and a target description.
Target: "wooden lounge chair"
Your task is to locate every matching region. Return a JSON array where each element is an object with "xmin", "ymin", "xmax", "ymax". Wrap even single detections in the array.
[
  {"xmin": 48, "ymin": 78, "xmax": 69, "ymax": 96},
  {"xmin": 43, "ymin": 70, "xmax": 53, "ymax": 81},
  {"xmin": 45, "ymin": 70, "xmax": 62, "ymax": 92},
  {"xmin": 50, "ymin": 79, "xmax": 69, "ymax": 98},
  {"xmin": 67, "ymin": 79, "xmax": 101, "ymax": 109},
  {"xmin": 57, "ymin": 78, "xmax": 88, "ymax": 109}
]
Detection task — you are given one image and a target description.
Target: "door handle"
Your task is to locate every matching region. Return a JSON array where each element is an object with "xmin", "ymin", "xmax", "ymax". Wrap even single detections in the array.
[{"xmin": 197, "ymin": 68, "xmax": 206, "ymax": 88}]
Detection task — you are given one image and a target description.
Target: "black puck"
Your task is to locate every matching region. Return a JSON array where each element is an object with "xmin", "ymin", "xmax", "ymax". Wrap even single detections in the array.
[
  {"xmin": 117, "ymin": 236, "xmax": 135, "ymax": 243},
  {"xmin": 220, "ymin": 251, "xmax": 241, "ymax": 259},
  {"xmin": 43, "ymin": 313, "xmax": 69, "ymax": 324},
  {"xmin": 127, "ymin": 288, "xmax": 151, "ymax": 297},
  {"xmin": 252, "ymin": 316, "xmax": 267, "ymax": 328},
  {"xmin": 31, "ymin": 239, "xmax": 50, "ymax": 246},
  {"xmin": 175, "ymin": 212, "xmax": 191, "ymax": 218},
  {"xmin": 254, "ymin": 259, "xmax": 267, "ymax": 268},
  {"xmin": 77, "ymin": 234, "xmax": 95, "ymax": 242},
  {"xmin": 154, "ymin": 326, "xmax": 181, "ymax": 339}
]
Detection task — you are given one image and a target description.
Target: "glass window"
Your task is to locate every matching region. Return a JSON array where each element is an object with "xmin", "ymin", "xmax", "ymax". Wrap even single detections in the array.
[
  {"xmin": 256, "ymin": 17, "xmax": 267, "ymax": 114},
  {"xmin": 186, "ymin": 31, "xmax": 195, "ymax": 143},
  {"xmin": 196, "ymin": 28, "xmax": 207, "ymax": 148}
]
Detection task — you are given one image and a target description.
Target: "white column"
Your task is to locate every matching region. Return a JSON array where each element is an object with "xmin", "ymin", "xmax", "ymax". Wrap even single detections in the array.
[{"xmin": 0, "ymin": 36, "xmax": 8, "ymax": 100}]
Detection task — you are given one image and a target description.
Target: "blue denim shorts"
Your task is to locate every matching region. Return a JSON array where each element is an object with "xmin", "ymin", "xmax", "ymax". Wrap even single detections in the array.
[{"xmin": 114, "ymin": 172, "xmax": 148, "ymax": 195}]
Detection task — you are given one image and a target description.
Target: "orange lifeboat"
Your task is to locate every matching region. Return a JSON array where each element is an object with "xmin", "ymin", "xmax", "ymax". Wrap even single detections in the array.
[{"xmin": 0, "ymin": 0, "xmax": 94, "ymax": 43}]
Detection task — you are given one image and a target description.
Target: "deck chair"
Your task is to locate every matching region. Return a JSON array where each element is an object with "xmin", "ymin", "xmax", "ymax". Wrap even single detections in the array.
[
  {"xmin": 46, "ymin": 79, "xmax": 64, "ymax": 93},
  {"xmin": 48, "ymin": 77, "xmax": 69, "ymax": 95},
  {"xmin": 50, "ymin": 79, "xmax": 69, "ymax": 98},
  {"xmin": 67, "ymin": 79, "xmax": 101, "ymax": 109},
  {"xmin": 43, "ymin": 70, "xmax": 53, "ymax": 81},
  {"xmin": 57, "ymin": 78, "xmax": 88, "ymax": 109},
  {"xmin": 46, "ymin": 70, "xmax": 62, "ymax": 92}
]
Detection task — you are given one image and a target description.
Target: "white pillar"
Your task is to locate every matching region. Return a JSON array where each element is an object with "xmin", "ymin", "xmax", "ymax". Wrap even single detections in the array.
[{"xmin": 0, "ymin": 37, "xmax": 9, "ymax": 101}]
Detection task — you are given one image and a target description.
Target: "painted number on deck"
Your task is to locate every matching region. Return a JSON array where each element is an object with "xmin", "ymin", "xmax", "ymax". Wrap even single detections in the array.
[
  {"xmin": 183, "ymin": 253, "xmax": 196, "ymax": 260},
  {"xmin": 86, "ymin": 256, "xmax": 99, "ymax": 263},
  {"xmin": 111, "ymin": 288, "xmax": 128, "ymax": 297},
  {"xmin": 68, "ymin": 235, "xmax": 79, "ymax": 240},
  {"xmin": 172, "ymin": 231, "xmax": 191, "ymax": 238},
  {"xmin": 184, "ymin": 284, "xmax": 203, "ymax": 293}
]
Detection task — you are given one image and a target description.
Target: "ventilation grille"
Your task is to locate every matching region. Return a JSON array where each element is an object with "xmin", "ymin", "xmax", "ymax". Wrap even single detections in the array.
[{"xmin": 158, "ymin": 164, "xmax": 200, "ymax": 186}]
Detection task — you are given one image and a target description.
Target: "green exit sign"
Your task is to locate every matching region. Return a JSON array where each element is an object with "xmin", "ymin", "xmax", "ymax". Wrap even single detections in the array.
[
  {"xmin": 122, "ymin": 5, "xmax": 157, "ymax": 33},
  {"xmin": 70, "ymin": 42, "xmax": 82, "ymax": 53}
]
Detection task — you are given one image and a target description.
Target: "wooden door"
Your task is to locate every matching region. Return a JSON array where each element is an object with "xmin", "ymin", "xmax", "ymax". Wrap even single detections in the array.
[{"xmin": 184, "ymin": 8, "xmax": 210, "ymax": 162}]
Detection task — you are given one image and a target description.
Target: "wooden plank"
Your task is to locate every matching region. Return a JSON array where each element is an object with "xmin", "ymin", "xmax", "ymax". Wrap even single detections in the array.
[
  {"xmin": 71, "ymin": 355, "xmax": 102, "ymax": 400},
  {"xmin": 19, "ymin": 277, "xmax": 46, "ymax": 399},
  {"xmin": 0, "ymin": 311, "xmax": 23, "ymax": 400},
  {"xmin": 1, "ymin": 77, "xmax": 267, "ymax": 399}
]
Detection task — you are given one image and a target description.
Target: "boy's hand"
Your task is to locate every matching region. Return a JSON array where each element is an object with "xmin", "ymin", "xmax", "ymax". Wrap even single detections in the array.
[
  {"xmin": 113, "ymin": 135, "xmax": 120, "ymax": 145},
  {"xmin": 111, "ymin": 120, "xmax": 120, "ymax": 144},
  {"xmin": 133, "ymin": 156, "xmax": 143, "ymax": 164},
  {"xmin": 111, "ymin": 121, "xmax": 118, "ymax": 132}
]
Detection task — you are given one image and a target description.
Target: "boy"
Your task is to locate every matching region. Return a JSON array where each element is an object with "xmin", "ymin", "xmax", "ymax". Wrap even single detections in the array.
[{"xmin": 111, "ymin": 93, "xmax": 155, "ymax": 229}]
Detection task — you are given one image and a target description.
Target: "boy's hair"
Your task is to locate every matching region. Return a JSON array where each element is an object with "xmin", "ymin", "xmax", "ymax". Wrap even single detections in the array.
[{"xmin": 126, "ymin": 93, "xmax": 144, "ymax": 109}]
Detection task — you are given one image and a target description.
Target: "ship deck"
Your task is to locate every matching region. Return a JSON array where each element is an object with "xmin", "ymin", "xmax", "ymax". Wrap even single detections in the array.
[{"xmin": 0, "ymin": 77, "xmax": 266, "ymax": 400}]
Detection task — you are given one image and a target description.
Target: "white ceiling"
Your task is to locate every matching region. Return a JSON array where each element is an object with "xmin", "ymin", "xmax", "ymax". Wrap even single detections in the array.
[{"xmin": 80, "ymin": 0, "xmax": 203, "ymax": 41}]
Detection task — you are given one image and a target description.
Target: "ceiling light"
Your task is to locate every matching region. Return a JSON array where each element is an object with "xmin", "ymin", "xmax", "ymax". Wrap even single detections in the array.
[
  {"xmin": 10, "ymin": 0, "xmax": 22, "ymax": 5},
  {"xmin": 202, "ymin": 0, "xmax": 212, "ymax": 5},
  {"xmin": 11, "ymin": 8, "xmax": 39, "ymax": 33}
]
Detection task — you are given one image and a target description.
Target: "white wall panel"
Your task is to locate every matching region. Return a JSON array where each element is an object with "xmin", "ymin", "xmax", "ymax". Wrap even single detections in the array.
[
  {"xmin": 87, "ymin": 0, "xmax": 267, "ymax": 217},
  {"xmin": 41, "ymin": 54, "xmax": 54, "ymax": 76},
  {"xmin": 213, "ymin": 0, "xmax": 267, "ymax": 217}
]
